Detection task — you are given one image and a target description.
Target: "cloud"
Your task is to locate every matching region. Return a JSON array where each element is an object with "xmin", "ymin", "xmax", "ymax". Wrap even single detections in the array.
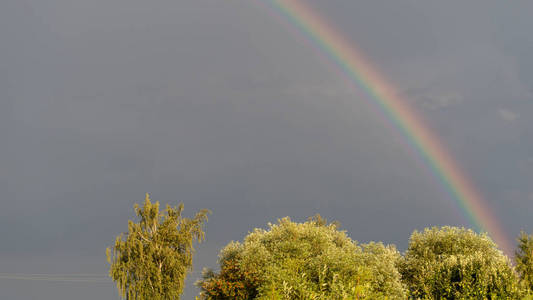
[
  {"xmin": 498, "ymin": 109, "xmax": 519, "ymax": 122},
  {"xmin": 402, "ymin": 88, "xmax": 463, "ymax": 110},
  {"xmin": 3, "ymin": 0, "xmax": 533, "ymax": 298},
  {"xmin": 497, "ymin": 60, "xmax": 533, "ymax": 100},
  {"xmin": 529, "ymin": 192, "xmax": 533, "ymax": 202},
  {"xmin": 419, "ymin": 93, "xmax": 463, "ymax": 110},
  {"xmin": 283, "ymin": 82, "xmax": 355, "ymax": 98}
]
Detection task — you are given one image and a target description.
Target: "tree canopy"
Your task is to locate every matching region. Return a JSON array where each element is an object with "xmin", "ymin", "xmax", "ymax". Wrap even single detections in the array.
[
  {"xmin": 197, "ymin": 215, "xmax": 406, "ymax": 299},
  {"xmin": 107, "ymin": 194, "xmax": 209, "ymax": 300},
  {"xmin": 105, "ymin": 197, "xmax": 533, "ymax": 299},
  {"xmin": 516, "ymin": 231, "xmax": 533, "ymax": 294},
  {"xmin": 399, "ymin": 226, "xmax": 520, "ymax": 299}
]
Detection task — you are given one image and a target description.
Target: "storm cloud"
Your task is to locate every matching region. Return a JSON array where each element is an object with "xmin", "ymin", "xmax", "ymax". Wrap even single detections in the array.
[{"xmin": 1, "ymin": 0, "xmax": 533, "ymax": 299}]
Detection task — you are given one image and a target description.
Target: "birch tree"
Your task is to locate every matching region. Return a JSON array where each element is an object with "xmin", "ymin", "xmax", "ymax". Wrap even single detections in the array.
[{"xmin": 107, "ymin": 194, "xmax": 209, "ymax": 300}]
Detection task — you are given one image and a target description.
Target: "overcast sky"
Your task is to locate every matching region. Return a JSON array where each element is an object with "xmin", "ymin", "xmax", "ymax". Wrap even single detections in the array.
[{"xmin": 2, "ymin": 0, "xmax": 533, "ymax": 299}]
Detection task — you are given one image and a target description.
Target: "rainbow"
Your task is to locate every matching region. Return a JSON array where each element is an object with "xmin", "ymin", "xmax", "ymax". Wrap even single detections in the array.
[{"xmin": 259, "ymin": 0, "xmax": 512, "ymax": 255}]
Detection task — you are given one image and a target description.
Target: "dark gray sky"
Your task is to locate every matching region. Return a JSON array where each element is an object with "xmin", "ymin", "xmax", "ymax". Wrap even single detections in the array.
[{"xmin": 2, "ymin": 0, "xmax": 533, "ymax": 299}]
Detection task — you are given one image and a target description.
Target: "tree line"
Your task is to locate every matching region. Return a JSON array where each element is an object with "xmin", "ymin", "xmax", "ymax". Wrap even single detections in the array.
[{"xmin": 107, "ymin": 194, "xmax": 533, "ymax": 299}]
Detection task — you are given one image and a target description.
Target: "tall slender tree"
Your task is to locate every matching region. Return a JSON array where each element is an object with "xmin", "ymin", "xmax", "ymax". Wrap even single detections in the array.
[{"xmin": 107, "ymin": 194, "xmax": 209, "ymax": 300}]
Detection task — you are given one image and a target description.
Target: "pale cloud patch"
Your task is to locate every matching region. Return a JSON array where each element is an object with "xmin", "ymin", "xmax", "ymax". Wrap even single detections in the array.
[
  {"xmin": 498, "ymin": 108, "xmax": 519, "ymax": 122},
  {"xmin": 402, "ymin": 88, "xmax": 463, "ymax": 110},
  {"xmin": 498, "ymin": 59, "xmax": 533, "ymax": 100},
  {"xmin": 390, "ymin": 41, "xmax": 531, "ymax": 111},
  {"xmin": 420, "ymin": 93, "xmax": 463, "ymax": 110},
  {"xmin": 283, "ymin": 82, "xmax": 355, "ymax": 98}
]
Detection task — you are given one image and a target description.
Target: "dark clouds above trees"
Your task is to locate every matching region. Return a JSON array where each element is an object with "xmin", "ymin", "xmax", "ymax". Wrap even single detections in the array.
[{"xmin": 1, "ymin": 0, "xmax": 533, "ymax": 299}]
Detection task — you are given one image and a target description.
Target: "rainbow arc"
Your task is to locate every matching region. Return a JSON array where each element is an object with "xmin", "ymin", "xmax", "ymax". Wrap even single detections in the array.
[{"xmin": 261, "ymin": 0, "xmax": 511, "ymax": 255}]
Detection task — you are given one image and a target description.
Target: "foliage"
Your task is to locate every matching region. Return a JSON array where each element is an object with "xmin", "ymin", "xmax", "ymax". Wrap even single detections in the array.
[
  {"xmin": 399, "ymin": 226, "xmax": 520, "ymax": 299},
  {"xmin": 197, "ymin": 242, "xmax": 260, "ymax": 300},
  {"xmin": 516, "ymin": 231, "xmax": 533, "ymax": 294},
  {"xmin": 360, "ymin": 242, "xmax": 406, "ymax": 298},
  {"xmin": 197, "ymin": 215, "xmax": 406, "ymax": 299},
  {"xmin": 107, "ymin": 194, "xmax": 209, "ymax": 300}
]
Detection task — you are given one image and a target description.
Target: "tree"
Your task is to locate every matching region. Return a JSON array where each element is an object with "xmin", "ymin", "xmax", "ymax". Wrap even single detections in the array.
[
  {"xmin": 399, "ymin": 226, "xmax": 520, "ymax": 299},
  {"xmin": 107, "ymin": 194, "xmax": 209, "ymax": 300},
  {"xmin": 516, "ymin": 231, "xmax": 533, "ymax": 294},
  {"xmin": 197, "ymin": 215, "xmax": 406, "ymax": 299}
]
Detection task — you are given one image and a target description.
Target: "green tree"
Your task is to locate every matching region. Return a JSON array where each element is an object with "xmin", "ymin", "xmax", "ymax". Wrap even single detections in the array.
[
  {"xmin": 197, "ymin": 215, "xmax": 406, "ymax": 299},
  {"xmin": 400, "ymin": 226, "xmax": 520, "ymax": 299},
  {"xmin": 107, "ymin": 193, "xmax": 209, "ymax": 300},
  {"xmin": 516, "ymin": 231, "xmax": 533, "ymax": 294}
]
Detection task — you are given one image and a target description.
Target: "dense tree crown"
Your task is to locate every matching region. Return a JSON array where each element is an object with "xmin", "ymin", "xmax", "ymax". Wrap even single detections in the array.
[
  {"xmin": 399, "ymin": 226, "xmax": 520, "ymax": 299},
  {"xmin": 197, "ymin": 215, "xmax": 406, "ymax": 299},
  {"xmin": 516, "ymin": 231, "xmax": 533, "ymax": 294},
  {"xmin": 106, "ymin": 194, "xmax": 209, "ymax": 300}
]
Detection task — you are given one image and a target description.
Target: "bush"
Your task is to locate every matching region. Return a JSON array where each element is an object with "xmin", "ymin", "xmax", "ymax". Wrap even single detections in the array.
[
  {"xmin": 400, "ymin": 226, "xmax": 520, "ymax": 299},
  {"xmin": 197, "ymin": 216, "xmax": 406, "ymax": 299}
]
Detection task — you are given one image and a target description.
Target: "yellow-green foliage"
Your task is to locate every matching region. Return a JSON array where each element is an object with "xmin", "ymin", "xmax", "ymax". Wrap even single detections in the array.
[
  {"xmin": 516, "ymin": 231, "xmax": 533, "ymax": 295},
  {"xmin": 198, "ymin": 215, "xmax": 406, "ymax": 299},
  {"xmin": 107, "ymin": 194, "xmax": 209, "ymax": 300},
  {"xmin": 400, "ymin": 226, "xmax": 520, "ymax": 299}
]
